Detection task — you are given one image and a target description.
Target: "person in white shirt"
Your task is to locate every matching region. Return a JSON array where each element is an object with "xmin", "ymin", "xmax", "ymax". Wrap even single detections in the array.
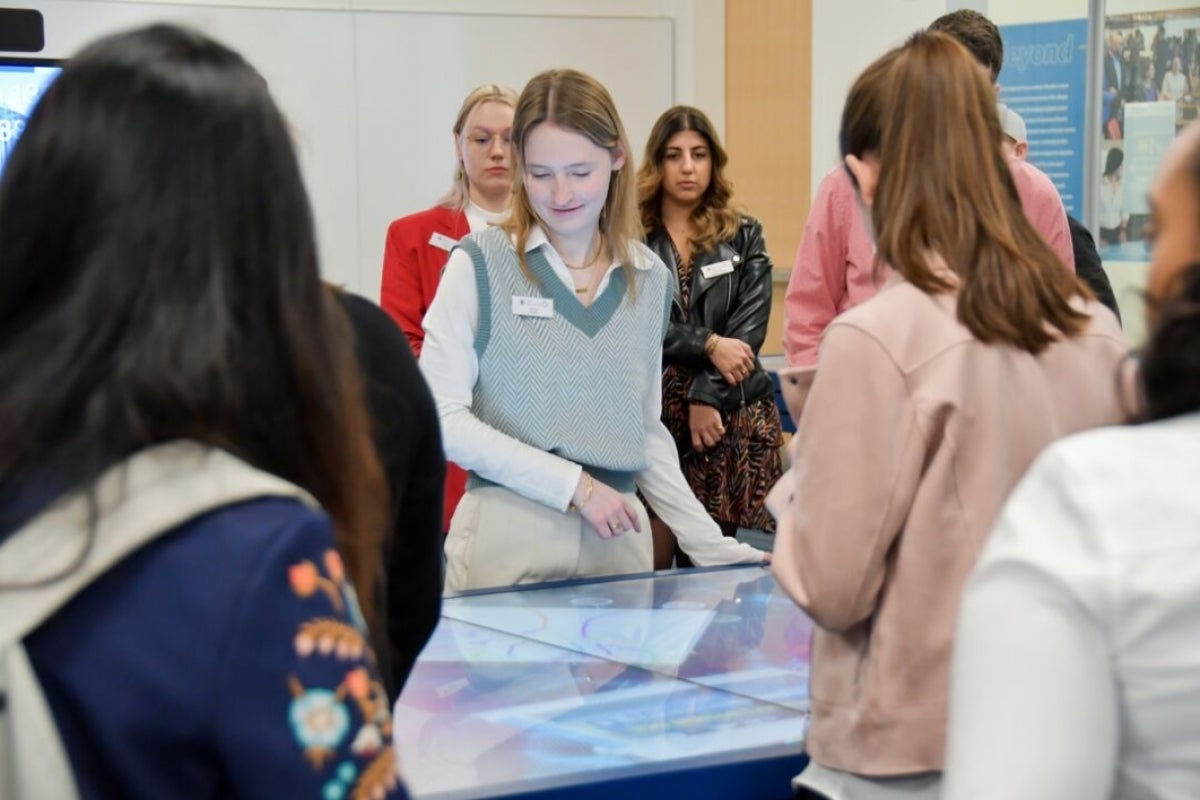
[
  {"xmin": 943, "ymin": 120, "xmax": 1200, "ymax": 800},
  {"xmin": 1161, "ymin": 56, "xmax": 1189, "ymax": 101},
  {"xmin": 419, "ymin": 68, "xmax": 767, "ymax": 592},
  {"xmin": 1098, "ymin": 147, "xmax": 1128, "ymax": 245}
]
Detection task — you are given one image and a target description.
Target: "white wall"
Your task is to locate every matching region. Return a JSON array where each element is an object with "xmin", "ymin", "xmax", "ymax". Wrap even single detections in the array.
[
  {"xmin": 7, "ymin": 0, "xmax": 725, "ymax": 296},
  {"xmin": 351, "ymin": 15, "xmax": 673, "ymax": 296},
  {"xmin": 810, "ymin": 0, "xmax": 947, "ymax": 194},
  {"xmin": 987, "ymin": 0, "xmax": 1086, "ymax": 24}
]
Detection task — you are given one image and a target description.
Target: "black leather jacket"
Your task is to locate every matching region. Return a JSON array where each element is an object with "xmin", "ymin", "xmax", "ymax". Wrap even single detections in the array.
[{"xmin": 647, "ymin": 216, "xmax": 775, "ymax": 414}]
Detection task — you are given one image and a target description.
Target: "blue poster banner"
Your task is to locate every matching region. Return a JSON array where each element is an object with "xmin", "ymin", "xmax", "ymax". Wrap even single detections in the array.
[{"xmin": 998, "ymin": 19, "xmax": 1089, "ymax": 218}]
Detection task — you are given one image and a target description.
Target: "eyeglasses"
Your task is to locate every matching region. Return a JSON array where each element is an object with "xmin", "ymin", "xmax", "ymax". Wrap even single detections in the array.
[{"xmin": 466, "ymin": 133, "xmax": 512, "ymax": 150}]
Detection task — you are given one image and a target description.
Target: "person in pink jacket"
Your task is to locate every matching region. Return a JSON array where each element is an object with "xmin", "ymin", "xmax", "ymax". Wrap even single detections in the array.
[
  {"xmin": 769, "ymin": 32, "xmax": 1128, "ymax": 800},
  {"xmin": 783, "ymin": 9, "xmax": 1075, "ymax": 370}
]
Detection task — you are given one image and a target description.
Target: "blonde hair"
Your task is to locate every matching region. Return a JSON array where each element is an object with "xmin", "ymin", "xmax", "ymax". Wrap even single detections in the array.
[
  {"xmin": 502, "ymin": 69, "xmax": 642, "ymax": 292},
  {"xmin": 636, "ymin": 105, "xmax": 740, "ymax": 254},
  {"xmin": 437, "ymin": 83, "xmax": 519, "ymax": 211}
]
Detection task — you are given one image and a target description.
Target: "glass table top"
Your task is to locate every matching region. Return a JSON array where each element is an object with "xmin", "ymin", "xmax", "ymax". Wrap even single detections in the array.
[{"xmin": 394, "ymin": 565, "xmax": 813, "ymax": 799}]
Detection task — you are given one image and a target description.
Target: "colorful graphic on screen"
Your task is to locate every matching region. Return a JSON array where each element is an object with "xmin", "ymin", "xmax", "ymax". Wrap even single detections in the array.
[
  {"xmin": 0, "ymin": 61, "xmax": 62, "ymax": 177},
  {"xmin": 395, "ymin": 566, "xmax": 812, "ymax": 799}
]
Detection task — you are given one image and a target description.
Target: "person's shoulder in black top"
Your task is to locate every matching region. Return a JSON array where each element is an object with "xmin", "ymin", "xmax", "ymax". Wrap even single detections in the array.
[
  {"xmin": 1068, "ymin": 215, "xmax": 1122, "ymax": 325},
  {"xmin": 336, "ymin": 289, "xmax": 445, "ymax": 701}
]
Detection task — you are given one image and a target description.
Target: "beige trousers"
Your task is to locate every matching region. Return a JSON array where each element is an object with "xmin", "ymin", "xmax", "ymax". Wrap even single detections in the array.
[{"xmin": 444, "ymin": 485, "xmax": 653, "ymax": 592}]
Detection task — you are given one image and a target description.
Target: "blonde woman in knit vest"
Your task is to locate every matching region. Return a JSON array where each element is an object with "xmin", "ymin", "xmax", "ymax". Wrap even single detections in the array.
[{"xmin": 419, "ymin": 69, "xmax": 766, "ymax": 592}]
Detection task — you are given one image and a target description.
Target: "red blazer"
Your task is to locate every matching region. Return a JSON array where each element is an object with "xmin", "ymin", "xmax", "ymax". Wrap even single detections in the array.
[
  {"xmin": 380, "ymin": 205, "xmax": 470, "ymax": 357},
  {"xmin": 379, "ymin": 204, "xmax": 470, "ymax": 531}
]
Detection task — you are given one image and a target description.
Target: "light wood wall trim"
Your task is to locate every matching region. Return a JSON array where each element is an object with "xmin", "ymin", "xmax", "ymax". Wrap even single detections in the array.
[{"xmin": 725, "ymin": 0, "xmax": 811, "ymax": 356}]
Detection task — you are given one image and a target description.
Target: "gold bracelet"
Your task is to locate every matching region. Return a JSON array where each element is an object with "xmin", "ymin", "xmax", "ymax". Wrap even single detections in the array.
[
  {"xmin": 704, "ymin": 334, "xmax": 719, "ymax": 357},
  {"xmin": 568, "ymin": 472, "xmax": 594, "ymax": 513}
]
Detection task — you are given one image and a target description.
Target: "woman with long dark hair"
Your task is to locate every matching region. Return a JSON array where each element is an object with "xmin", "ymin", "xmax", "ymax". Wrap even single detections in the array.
[
  {"xmin": 635, "ymin": 105, "xmax": 782, "ymax": 568},
  {"xmin": 944, "ymin": 123, "xmax": 1200, "ymax": 800},
  {"xmin": 769, "ymin": 32, "xmax": 1128, "ymax": 798},
  {"xmin": 0, "ymin": 25, "xmax": 404, "ymax": 798}
]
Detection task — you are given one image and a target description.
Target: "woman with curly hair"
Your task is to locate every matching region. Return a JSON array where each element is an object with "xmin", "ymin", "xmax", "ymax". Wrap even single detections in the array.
[{"xmin": 636, "ymin": 105, "xmax": 782, "ymax": 568}]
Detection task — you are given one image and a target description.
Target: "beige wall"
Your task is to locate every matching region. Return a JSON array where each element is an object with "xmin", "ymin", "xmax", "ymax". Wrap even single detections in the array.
[{"xmin": 725, "ymin": 0, "xmax": 812, "ymax": 356}]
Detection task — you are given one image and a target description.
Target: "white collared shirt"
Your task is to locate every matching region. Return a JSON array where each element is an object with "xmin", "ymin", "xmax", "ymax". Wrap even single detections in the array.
[
  {"xmin": 419, "ymin": 224, "xmax": 765, "ymax": 566},
  {"xmin": 464, "ymin": 200, "xmax": 507, "ymax": 233}
]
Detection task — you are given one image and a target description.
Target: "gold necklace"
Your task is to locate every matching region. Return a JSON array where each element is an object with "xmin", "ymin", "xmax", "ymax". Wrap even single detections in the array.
[
  {"xmin": 562, "ymin": 239, "xmax": 603, "ymax": 272},
  {"xmin": 571, "ymin": 255, "xmax": 606, "ymax": 295}
]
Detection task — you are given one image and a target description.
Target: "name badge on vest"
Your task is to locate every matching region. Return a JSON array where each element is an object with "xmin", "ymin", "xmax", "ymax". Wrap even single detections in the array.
[
  {"xmin": 428, "ymin": 232, "xmax": 458, "ymax": 252},
  {"xmin": 512, "ymin": 296, "xmax": 554, "ymax": 319},
  {"xmin": 700, "ymin": 260, "xmax": 735, "ymax": 279}
]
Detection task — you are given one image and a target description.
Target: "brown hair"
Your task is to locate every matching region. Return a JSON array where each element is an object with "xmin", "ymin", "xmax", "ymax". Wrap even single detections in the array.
[
  {"xmin": 438, "ymin": 83, "xmax": 520, "ymax": 211},
  {"xmin": 635, "ymin": 105, "xmax": 740, "ymax": 253},
  {"xmin": 844, "ymin": 31, "xmax": 1091, "ymax": 353},
  {"xmin": 928, "ymin": 9, "xmax": 1004, "ymax": 82},
  {"xmin": 502, "ymin": 68, "xmax": 642, "ymax": 289},
  {"xmin": 838, "ymin": 48, "xmax": 901, "ymax": 181}
]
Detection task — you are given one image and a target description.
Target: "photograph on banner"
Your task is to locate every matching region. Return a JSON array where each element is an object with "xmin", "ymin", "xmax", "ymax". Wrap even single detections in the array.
[{"xmin": 1101, "ymin": 6, "xmax": 1200, "ymax": 262}]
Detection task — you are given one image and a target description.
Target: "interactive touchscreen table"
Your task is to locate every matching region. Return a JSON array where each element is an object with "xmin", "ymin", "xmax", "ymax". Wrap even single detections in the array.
[{"xmin": 393, "ymin": 565, "xmax": 813, "ymax": 799}]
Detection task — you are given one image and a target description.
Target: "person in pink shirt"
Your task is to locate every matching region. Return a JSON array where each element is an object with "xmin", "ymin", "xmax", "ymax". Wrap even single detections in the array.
[
  {"xmin": 783, "ymin": 167, "xmax": 874, "ymax": 368},
  {"xmin": 784, "ymin": 9, "xmax": 1075, "ymax": 369}
]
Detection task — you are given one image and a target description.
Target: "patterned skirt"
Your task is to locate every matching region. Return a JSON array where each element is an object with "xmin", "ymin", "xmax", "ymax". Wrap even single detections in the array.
[{"xmin": 660, "ymin": 364, "xmax": 784, "ymax": 532}]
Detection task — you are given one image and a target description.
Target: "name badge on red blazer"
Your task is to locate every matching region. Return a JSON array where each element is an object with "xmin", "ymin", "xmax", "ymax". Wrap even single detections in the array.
[{"xmin": 428, "ymin": 232, "xmax": 458, "ymax": 252}]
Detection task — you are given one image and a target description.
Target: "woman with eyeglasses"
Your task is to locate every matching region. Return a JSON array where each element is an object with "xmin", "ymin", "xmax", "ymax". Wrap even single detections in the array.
[{"xmin": 380, "ymin": 83, "xmax": 518, "ymax": 533}]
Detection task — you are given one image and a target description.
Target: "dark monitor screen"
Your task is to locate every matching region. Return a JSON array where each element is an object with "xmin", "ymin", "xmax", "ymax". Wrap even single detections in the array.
[
  {"xmin": 0, "ymin": 57, "xmax": 62, "ymax": 177},
  {"xmin": 394, "ymin": 565, "xmax": 812, "ymax": 799}
]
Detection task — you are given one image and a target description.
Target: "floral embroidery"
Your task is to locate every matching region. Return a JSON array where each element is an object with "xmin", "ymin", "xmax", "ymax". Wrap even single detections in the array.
[
  {"xmin": 289, "ymin": 558, "xmax": 345, "ymax": 612},
  {"xmin": 288, "ymin": 680, "xmax": 351, "ymax": 769},
  {"xmin": 350, "ymin": 749, "xmax": 400, "ymax": 800},
  {"xmin": 321, "ymin": 759, "xmax": 368, "ymax": 800},
  {"xmin": 341, "ymin": 581, "xmax": 369, "ymax": 634},
  {"xmin": 349, "ymin": 724, "xmax": 382, "ymax": 757},
  {"xmin": 324, "ymin": 549, "xmax": 345, "ymax": 583},
  {"xmin": 294, "ymin": 619, "xmax": 367, "ymax": 660},
  {"xmin": 343, "ymin": 667, "xmax": 392, "ymax": 739},
  {"xmin": 287, "ymin": 550, "xmax": 397, "ymax": 794}
]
